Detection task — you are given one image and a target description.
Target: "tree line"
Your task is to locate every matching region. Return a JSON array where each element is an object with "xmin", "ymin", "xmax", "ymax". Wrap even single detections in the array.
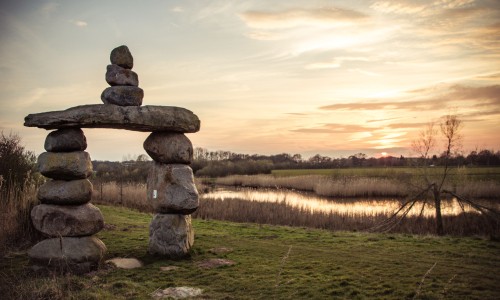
[{"xmin": 2, "ymin": 130, "xmax": 499, "ymax": 189}]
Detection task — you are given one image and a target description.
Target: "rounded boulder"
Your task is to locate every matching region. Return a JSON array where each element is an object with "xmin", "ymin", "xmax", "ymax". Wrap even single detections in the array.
[
  {"xmin": 105, "ymin": 64, "xmax": 139, "ymax": 86},
  {"xmin": 147, "ymin": 163, "xmax": 199, "ymax": 214},
  {"xmin": 143, "ymin": 132, "xmax": 193, "ymax": 164},
  {"xmin": 37, "ymin": 151, "xmax": 93, "ymax": 180},
  {"xmin": 37, "ymin": 179, "xmax": 93, "ymax": 205},
  {"xmin": 31, "ymin": 203, "xmax": 104, "ymax": 237},
  {"xmin": 101, "ymin": 86, "xmax": 143, "ymax": 106},
  {"xmin": 28, "ymin": 236, "xmax": 107, "ymax": 274},
  {"xmin": 44, "ymin": 128, "xmax": 87, "ymax": 152},
  {"xmin": 149, "ymin": 213, "xmax": 194, "ymax": 258},
  {"xmin": 110, "ymin": 45, "xmax": 133, "ymax": 69}
]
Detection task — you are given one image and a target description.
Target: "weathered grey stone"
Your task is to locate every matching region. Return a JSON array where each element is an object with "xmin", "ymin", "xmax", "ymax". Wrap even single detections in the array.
[
  {"xmin": 105, "ymin": 64, "xmax": 139, "ymax": 86},
  {"xmin": 110, "ymin": 45, "xmax": 133, "ymax": 69},
  {"xmin": 37, "ymin": 179, "xmax": 92, "ymax": 205},
  {"xmin": 31, "ymin": 203, "xmax": 104, "ymax": 237},
  {"xmin": 37, "ymin": 151, "xmax": 92, "ymax": 180},
  {"xmin": 105, "ymin": 258, "xmax": 143, "ymax": 269},
  {"xmin": 44, "ymin": 128, "xmax": 87, "ymax": 152},
  {"xmin": 101, "ymin": 86, "xmax": 143, "ymax": 106},
  {"xmin": 147, "ymin": 163, "xmax": 199, "ymax": 214},
  {"xmin": 149, "ymin": 214, "xmax": 194, "ymax": 258},
  {"xmin": 28, "ymin": 236, "xmax": 107, "ymax": 274},
  {"xmin": 144, "ymin": 132, "xmax": 193, "ymax": 164},
  {"xmin": 25, "ymin": 105, "xmax": 200, "ymax": 133},
  {"xmin": 152, "ymin": 287, "xmax": 203, "ymax": 299}
]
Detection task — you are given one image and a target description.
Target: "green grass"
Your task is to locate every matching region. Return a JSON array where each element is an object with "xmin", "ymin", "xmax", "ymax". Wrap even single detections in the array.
[
  {"xmin": 272, "ymin": 166, "xmax": 500, "ymax": 181},
  {"xmin": 1, "ymin": 205, "xmax": 499, "ymax": 299}
]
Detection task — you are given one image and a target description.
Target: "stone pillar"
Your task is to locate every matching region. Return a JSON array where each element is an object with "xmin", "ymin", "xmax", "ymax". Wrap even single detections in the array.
[
  {"xmin": 144, "ymin": 132, "xmax": 199, "ymax": 258},
  {"xmin": 28, "ymin": 128, "xmax": 106, "ymax": 274}
]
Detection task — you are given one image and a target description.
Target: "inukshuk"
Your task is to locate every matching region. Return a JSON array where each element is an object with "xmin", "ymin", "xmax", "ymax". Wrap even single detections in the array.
[{"xmin": 24, "ymin": 45, "xmax": 201, "ymax": 273}]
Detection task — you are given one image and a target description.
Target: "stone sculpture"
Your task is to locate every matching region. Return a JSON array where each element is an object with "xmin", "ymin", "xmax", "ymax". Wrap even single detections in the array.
[
  {"xmin": 28, "ymin": 128, "xmax": 106, "ymax": 274},
  {"xmin": 24, "ymin": 45, "xmax": 201, "ymax": 273}
]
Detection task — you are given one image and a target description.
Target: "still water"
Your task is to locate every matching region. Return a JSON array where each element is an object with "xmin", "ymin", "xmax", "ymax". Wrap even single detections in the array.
[{"xmin": 202, "ymin": 187, "xmax": 488, "ymax": 217}]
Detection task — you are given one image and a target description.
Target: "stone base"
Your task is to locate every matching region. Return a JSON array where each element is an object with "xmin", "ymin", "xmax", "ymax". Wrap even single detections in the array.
[
  {"xmin": 149, "ymin": 214, "xmax": 194, "ymax": 258},
  {"xmin": 28, "ymin": 236, "xmax": 107, "ymax": 274}
]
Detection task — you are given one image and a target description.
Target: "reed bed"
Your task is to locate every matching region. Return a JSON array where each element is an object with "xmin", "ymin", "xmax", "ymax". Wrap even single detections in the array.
[
  {"xmin": 193, "ymin": 197, "xmax": 498, "ymax": 236},
  {"xmin": 0, "ymin": 183, "xmax": 41, "ymax": 255},
  {"xmin": 91, "ymin": 182, "xmax": 498, "ymax": 236},
  {"xmin": 92, "ymin": 181, "xmax": 151, "ymax": 212},
  {"xmin": 214, "ymin": 174, "xmax": 500, "ymax": 198},
  {"xmin": 216, "ymin": 175, "xmax": 408, "ymax": 197}
]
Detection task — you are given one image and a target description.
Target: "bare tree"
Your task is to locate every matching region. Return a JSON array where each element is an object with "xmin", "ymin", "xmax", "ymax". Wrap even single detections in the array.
[{"xmin": 372, "ymin": 115, "xmax": 499, "ymax": 235}]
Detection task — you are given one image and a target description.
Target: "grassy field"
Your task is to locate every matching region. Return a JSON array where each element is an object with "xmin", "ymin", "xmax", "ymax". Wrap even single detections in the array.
[
  {"xmin": 271, "ymin": 166, "xmax": 500, "ymax": 181},
  {"xmin": 1, "ymin": 205, "xmax": 499, "ymax": 299}
]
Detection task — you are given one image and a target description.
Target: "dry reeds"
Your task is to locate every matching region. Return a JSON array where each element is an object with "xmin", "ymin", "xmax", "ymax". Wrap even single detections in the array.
[
  {"xmin": 0, "ymin": 181, "xmax": 41, "ymax": 255},
  {"xmin": 90, "ymin": 181, "xmax": 499, "ymax": 236},
  {"xmin": 214, "ymin": 174, "xmax": 500, "ymax": 199},
  {"xmin": 92, "ymin": 181, "xmax": 151, "ymax": 212},
  {"xmin": 192, "ymin": 197, "xmax": 498, "ymax": 236}
]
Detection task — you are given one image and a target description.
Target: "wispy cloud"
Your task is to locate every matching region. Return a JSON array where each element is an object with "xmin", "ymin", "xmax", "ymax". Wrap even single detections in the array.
[
  {"xmin": 171, "ymin": 6, "xmax": 184, "ymax": 13},
  {"xmin": 71, "ymin": 20, "xmax": 88, "ymax": 27},
  {"xmin": 320, "ymin": 84, "xmax": 500, "ymax": 112},
  {"xmin": 239, "ymin": 7, "xmax": 368, "ymax": 29},
  {"xmin": 371, "ymin": 1, "xmax": 426, "ymax": 15},
  {"xmin": 305, "ymin": 56, "xmax": 371, "ymax": 70},
  {"xmin": 290, "ymin": 123, "xmax": 370, "ymax": 134}
]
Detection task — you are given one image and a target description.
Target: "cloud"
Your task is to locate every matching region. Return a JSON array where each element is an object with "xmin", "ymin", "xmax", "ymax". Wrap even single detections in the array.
[
  {"xmin": 71, "ymin": 20, "xmax": 88, "ymax": 27},
  {"xmin": 305, "ymin": 56, "xmax": 371, "ymax": 70},
  {"xmin": 367, "ymin": 117, "xmax": 401, "ymax": 123},
  {"xmin": 320, "ymin": 84, "xmax": 500, "ymax": 112},
  {"xmin": 371, "ymin": 1, "xmax": 426, "ymax": 15},
  {"xmin": 290, "ymin": 123, "xmax": 371, "ymax": 134},
  {"xmin": 475, "ymin": 72, "xmax": 500, "ymax": 81},
  {"xmin": 171, "ymin": 6, "xmax": 184, "ymax": 13},
  {"xmin": 371, "ymin": 0, "xmax": 475, "ymax": 16},
  {"xmin": 239, "ymin": 7, "xmax": 368, "ymax": 29},
  {"xmin": 348, "ymin": 68, "xmax": 381, "ymax": 77}
]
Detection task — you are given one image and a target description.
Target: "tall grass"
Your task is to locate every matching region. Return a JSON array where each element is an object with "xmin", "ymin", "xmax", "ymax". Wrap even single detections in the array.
[
  {"xmin": 92, "ymin": 181, "xmax": 498, "ymax": 236},
  {"xmin": 0, "ymin": 181, "xmax": 41, "ymax": 255},
  {"xmin": 214, "ymin": 174, "xmax": 500, "ymax": 199},
  {"xmin": 192, "ymin": 197, "xmax": 498, "ymax": 236},
  {"xmin": 92, "ymin": 181, "xmax": 151, "ymax": 212}
]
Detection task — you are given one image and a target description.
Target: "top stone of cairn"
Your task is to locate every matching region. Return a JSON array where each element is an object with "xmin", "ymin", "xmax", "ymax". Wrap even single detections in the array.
[{"xmin": 110, "ymin": 45, "xmax": 133, "ymax": 69}]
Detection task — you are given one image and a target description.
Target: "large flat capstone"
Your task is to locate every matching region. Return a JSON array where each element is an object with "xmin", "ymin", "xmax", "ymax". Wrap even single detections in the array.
[{"xmin": 24, "ymin": 104, "xmax": 200, "ymax": 133}]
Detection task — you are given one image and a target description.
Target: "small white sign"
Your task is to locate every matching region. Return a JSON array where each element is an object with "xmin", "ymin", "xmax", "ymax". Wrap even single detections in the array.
[{"xmin": 153, "ymin": 190, "xmax": 157, "ymax": 199}]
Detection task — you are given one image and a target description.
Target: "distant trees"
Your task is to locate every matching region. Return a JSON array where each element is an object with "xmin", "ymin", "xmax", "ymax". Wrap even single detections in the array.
[{"xmin": 92, "ymin": 154, "xmax": 151, "ymax": 184}]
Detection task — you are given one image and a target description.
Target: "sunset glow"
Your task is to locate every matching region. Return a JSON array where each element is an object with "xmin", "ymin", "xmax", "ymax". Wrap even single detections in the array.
[{"xmin": 1, "ymin": 1, "xmax": 499, "ymax": 160}]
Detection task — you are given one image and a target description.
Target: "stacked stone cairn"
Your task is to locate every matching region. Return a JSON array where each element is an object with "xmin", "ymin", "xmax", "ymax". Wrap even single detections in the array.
[
  {"xmin": 102, "ymin": 45, "xmax": 199, "ymax": 258},
  {"xmin": 24, "ymin": 45, "xmax": 201, "ymax": 273},
  {"xmin": 144, "ymin": 132, "xmax": 198, "ymax": 258},
  {"xmin": 28, "ymin": 128, "xmax": 106, "ymax": 274},
  {"xmin": 101, "ymin": 45, "xmax": 143, "ymax": 106}
]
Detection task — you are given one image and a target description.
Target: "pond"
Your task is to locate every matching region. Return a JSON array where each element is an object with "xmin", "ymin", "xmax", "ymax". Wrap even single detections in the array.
[{"xmin": 201, "ymin": 186, "xmax": 492, "ymax": 217}]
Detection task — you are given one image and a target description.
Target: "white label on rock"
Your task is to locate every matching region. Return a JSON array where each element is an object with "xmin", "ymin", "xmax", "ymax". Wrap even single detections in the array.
[{"xmin": 153, "ymin": 190, "xmax": 157, "ymax": 199}]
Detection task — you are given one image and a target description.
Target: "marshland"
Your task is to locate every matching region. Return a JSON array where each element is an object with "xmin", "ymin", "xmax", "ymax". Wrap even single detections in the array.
[{"xmin": 1, "ymin": 129, "xmax": 500, "ymax": 299}]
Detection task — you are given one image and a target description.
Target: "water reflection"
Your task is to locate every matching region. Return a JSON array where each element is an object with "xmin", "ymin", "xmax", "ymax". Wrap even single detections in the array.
[{"xmin": 202, "ymin": 187, "xmax": 486, "ymax": 217}]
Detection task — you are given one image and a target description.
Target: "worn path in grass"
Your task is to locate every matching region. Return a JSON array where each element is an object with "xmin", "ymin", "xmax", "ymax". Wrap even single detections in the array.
[{"xmin": 1, "ymin": 205, "xmax": 499, "ymax": 299}]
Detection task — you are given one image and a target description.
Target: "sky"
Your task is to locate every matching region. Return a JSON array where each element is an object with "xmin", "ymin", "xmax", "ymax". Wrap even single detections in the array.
[{"xmin": 1, "ymin": 0, "xmax": 499, "ymax": 161}]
